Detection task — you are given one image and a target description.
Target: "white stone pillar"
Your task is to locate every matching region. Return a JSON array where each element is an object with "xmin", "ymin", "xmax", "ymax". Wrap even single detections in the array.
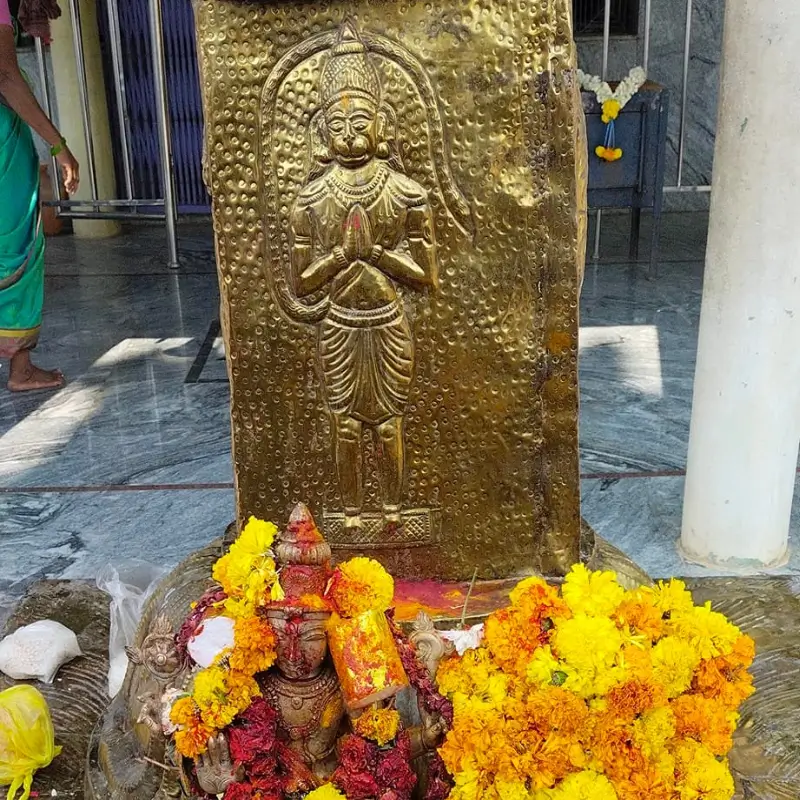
[
  {"xmin": 681, "ymin": 0, "xmax": 800, "ymax": 566},
  {"xmin": 49, "ymin": 0, "xmax": 120, "ymax": 238}
]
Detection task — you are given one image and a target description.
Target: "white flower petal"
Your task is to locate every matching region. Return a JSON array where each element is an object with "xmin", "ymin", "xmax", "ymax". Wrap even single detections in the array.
[{"xmin": 187, "ymin": 615, "xmax": 235, "ymax": 668}]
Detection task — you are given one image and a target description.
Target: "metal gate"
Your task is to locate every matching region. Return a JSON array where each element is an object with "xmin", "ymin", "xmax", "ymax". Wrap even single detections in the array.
[{"xmin": 96, "ymin": 0, "xmax": 207, "ymax": 213}]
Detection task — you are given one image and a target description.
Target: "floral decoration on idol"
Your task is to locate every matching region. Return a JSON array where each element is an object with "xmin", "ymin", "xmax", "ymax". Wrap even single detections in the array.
[
  {"xmin": 436, "ymin": 565, "xmax": 755, "ymax": 800},
  {"xmin": 579, "ymin": 67, "xmax": 647, "ymax": 162},
  {"xmin": 165, "ymin": 509, "xmax": 449, "ymax": 800}
]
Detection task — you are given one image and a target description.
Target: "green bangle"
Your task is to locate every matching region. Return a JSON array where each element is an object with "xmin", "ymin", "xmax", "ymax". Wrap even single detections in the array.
[{"xmin": 50, "ymin": 138, "xmax": 67, "ymax": 157}]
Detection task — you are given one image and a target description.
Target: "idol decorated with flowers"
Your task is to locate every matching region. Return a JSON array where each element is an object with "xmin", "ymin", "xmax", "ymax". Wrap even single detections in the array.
[{"xmin": 166, "ymin": 504, "xmax": 449, "ymax": 800}]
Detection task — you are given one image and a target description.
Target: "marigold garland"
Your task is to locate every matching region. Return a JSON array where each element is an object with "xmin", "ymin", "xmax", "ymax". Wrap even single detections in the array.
[
  {"xmin": 437, "ymin": 567, "xmax": 754, "ymax": 800},
  {"xmin": 171, "ymin": 519, "xmax": 282, "ymax": 758},
  {"xmin": 213, "ymin": 516, "xmax": 279, "ymax": 617}
]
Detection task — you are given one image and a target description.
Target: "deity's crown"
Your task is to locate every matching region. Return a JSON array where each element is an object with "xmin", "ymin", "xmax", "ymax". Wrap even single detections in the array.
[
  {"xmin": 270, "ymin": 503, "xmax": 332, "ymax": 613},
  {"xmin": 320, "ymin": 20, "xmax": 381, "ymax": 109}
]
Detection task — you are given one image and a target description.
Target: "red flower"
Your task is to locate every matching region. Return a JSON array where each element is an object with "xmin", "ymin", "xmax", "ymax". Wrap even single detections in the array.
[
  {"xmin": 228, "ymin": 699, "xmax": 278, "ymax": 765},
  {"xmin": 222, "ymin": 781, "xmax": 280, "ymax": 800},
  {"xmin": 424, "ymin": 754, "xmax": 453, "ymax": 800},
  {"xmin": 334, "ymin": 770, "xmax": 381, "ymax": 800},
  {"xmin": 376, "ymin": 746, "xmax": 416, "ymax": 797},
  {"xmin": 387, "ymin": 613, "xmax": 454, "ymax": 727},
  {"xmin": 338, "ymin": 734, "xmax": 380, "ymax": 774},
  {"xmin": 247, "ymin": 753, "xmax": 279, "ymax": 780}
]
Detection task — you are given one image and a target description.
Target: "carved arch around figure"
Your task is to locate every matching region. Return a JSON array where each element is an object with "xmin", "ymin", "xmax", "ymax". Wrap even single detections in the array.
[{"xmin": 258, "ymin": 24, "xmax": 474, "ymax": 326}]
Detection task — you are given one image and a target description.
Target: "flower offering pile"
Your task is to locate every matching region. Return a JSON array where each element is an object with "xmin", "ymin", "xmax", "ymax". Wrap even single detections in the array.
[
  {"xmin": 161, "ymin": 504, "xmax": 753, "ymax": 800},
  {"xmin": 436, "ymin": 565, "xmax": 755, "ymax": 800}
]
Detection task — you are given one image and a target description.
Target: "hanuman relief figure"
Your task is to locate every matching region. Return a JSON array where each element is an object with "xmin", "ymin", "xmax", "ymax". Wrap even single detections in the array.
[
  {"xmin": 262, "ymin": 20, "xmax": 470, "ymax": 535},
  {"xmin": 290, "ymin": 22, "xmax": 438, "ymax": 534}
]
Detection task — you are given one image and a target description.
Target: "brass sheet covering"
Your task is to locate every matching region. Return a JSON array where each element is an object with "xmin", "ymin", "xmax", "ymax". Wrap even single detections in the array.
[{"xmin": 195, "ymin": 0, "xmax": 587, "ymax": 580}]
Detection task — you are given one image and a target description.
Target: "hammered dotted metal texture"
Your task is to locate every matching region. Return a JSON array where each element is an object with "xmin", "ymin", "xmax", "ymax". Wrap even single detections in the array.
[{"xmin": 194, "ymin": 0, "xmax": 586, "ymax": 580}]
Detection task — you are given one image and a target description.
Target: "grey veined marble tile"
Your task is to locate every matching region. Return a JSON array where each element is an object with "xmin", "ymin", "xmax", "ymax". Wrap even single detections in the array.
[
  {"xmin": 582, "ymin": 474, "xmax": 800, "ymax": 580},
  {"xmin": 0, "ymin": 489, "xmax": 235, "ymax": 595},
  {"xmin": 579, "ymin": 260, "xmax": 703, "ymax": 474}
]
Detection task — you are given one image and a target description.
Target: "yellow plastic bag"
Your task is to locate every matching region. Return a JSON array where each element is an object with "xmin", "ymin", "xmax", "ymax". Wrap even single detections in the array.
[{"xmin": 0, "ymin": 686, "xmax": 61, "ymax": 800}]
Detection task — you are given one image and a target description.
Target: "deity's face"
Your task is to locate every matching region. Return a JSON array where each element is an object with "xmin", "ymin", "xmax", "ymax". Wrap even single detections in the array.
[
  {"xmin": 271, "ymin": 612, "xmax": 329, "ymax": 680},
  {"xmin": 324, "ymin": 95, "xmax": 380, "ymax": 168}
]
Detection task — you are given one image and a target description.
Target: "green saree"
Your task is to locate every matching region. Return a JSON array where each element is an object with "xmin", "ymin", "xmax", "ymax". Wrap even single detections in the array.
[{"xmin": 0, "ymin": 100, "xmax": 44, "ymax": 359}]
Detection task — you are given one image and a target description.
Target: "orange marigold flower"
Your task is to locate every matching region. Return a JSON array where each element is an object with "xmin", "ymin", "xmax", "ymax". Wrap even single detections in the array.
[
  {"xmin": 693, "ymin": 654, "xmax": 755, "ymax": 710},
  {"xmin": 671, "ymin": 694, "xmax": 737, "ymax": 756},
  {"xmin": 729, "ymin": 633, "xmax": 756, "ymax": 668},
  {"xmin": 525, "ymin": 686, "xmax": 589, "ymax": 736},
  {"xmin": 169, "ymin": 696, "xmax": 198, "ymax": 728},
  {"xmin": 174, "ymin": 718, "xmax": 214, "ymax": 759},
  {"xmin": 229, "ymin": 615, "xmax": 277, "ymax": 675},
  {"xmin": 614, "ymin": 596, "xmax": 664, "ymax": 641},
  {"xmin": 353, "ymin": 706, "xmax": 401, "ymax": 746},
  {"xmin": 607, "ymin": 678, "xmax": 667, "ymax": 722},
  {"xmin": 170, "ymin": 698, "xmax": 213, "ymax": 758},
  {"xmin": 484, "ymin": 608, "xmax": 536, "ymax": 676},
  {"xmin": 327, "ymin": 557, "xmax": 394, "ymax": 617}
]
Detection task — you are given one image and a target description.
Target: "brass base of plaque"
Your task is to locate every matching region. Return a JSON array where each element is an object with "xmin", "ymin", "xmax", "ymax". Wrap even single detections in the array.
[{"xmin": 324, "ymin": 508, "xmax": 440, "ymax": 549}]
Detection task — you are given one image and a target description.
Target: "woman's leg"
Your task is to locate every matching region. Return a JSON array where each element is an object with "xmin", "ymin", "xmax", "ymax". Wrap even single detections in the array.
[{"xmin": 7, "ymin": 348, "xmax": 63, "ymax": 391}]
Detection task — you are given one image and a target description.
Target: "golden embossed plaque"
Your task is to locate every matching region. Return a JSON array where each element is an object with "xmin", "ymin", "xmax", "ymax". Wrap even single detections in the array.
[{"xmin": 195, "ymin": 0, "xmax": 587, "ymax": 580}]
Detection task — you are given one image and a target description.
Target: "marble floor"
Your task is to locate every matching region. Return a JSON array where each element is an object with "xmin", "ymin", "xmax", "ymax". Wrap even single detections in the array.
[{"xmin": 1, "ymin": 211, "xmax": 799, "ymax": 619}]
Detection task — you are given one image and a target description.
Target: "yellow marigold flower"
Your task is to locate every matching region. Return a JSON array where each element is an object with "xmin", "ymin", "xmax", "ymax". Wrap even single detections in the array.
[
  {"xmin": 193, "ymin": 665, "xmax": 228, "ymax": 708},
  {"xmin": 647, "ymin": 578, "xmax": 695, "ymax": 616},
  {"xmin": 237, "ymin": 516, "xmax": 278, "ymax": 555},
  {"xmin": 221, "ymin": 595, "xmax": 256, "ymax": 619},
  {"xmin": 192, "ymin": 665, "xmax": 260, "ymax": 730},
  {"xmin": 305, "ymin": 785, "xmax": 347, "ymax": 800},
  {"xmin": 601, "ymin": 98, "xmax": 621, "ymax": 122},
  {"xmin": 541, "ymin": 769, "xmax": 618, "ymax": 800},
  {"xmin": 614, "ymin": 591, "xmax": 664, "ymax": 641},
  {"xmin": 438, "ymin": 647, "xmax": 498, "ymax": 698},
  {"xmin": 562, "ymin": 564, "xmax": 625, "ymax": 618},
  {"xmin": 449, "ymin": 767, "xmax": 483, "ymax": 800},
  {"xmin": 328, "ymin": 556, "xmax": 394, "ymax": 617},
  {"xmin": 353, "ymin": 705, "xmax": 401, "ymax": 746},
  {"xmin": 553, "ymin": 614, "xmax": 622, "ymax": 672},
  {"xmin": 632, "ymin": 706, "xmax": 676, "ymax": 761},
  {"xmin": 496, "ymin": 780, "xmax": 532, "ymax": 800},
  {"xmin": 472, "ymin": 673, "xmax": 510, "ymax": 712},
  {"xmin": 673, "ymin": 740, "xmax": 735, "ymax": 800},
  {"xmin": 526, "ymin": 645, "xmax": 562, "ymax": 688},
  {"xmin": 650, "ymin": 636, "xmax": 700, "ymax": 698},
  {"xmin": 668, "ymin": 602, "xmax": 741, "ymax": 660},
  {"xmin": 213, "ymin": 516, "xmax": 278, "ymax": 607}
]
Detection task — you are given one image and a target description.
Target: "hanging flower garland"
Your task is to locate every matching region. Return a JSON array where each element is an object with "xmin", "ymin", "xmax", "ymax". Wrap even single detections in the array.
[{"xmin": 579, "ymin": 66, "xmax": 647, "ymax": 162}]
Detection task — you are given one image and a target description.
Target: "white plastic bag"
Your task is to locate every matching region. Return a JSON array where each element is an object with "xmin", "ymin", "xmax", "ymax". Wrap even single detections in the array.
[
  {"xmin": 96, "ymin": 561, "xmax": 168, "ymax": 698},
  {"xmin": 0, "ymin": 621, "xmax": 82, "ymax": 683}
]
